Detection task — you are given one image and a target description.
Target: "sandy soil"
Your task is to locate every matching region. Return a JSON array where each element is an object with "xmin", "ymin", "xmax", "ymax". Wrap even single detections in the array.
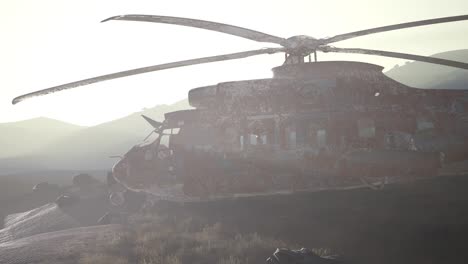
[{"xmin": 0, "ymin": 224, "xmax": 122, "ymax": 264}]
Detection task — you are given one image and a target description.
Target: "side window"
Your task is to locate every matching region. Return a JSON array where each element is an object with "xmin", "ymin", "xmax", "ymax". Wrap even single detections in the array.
[
  {"xmin": 451, "ymin": 100, "xmax": 464, "ymax": 113},
  {"xmin": 246, "ymin": 119, "xmax": 274, "ymax": 148},
  {"xmin": 249, "ymin": 134, "xmax": 258, "ymax": 145},
  {"xmin": 317, "ymin": 129, "xmax": 327, "ymax": 148},
  {"xmin": 247, "ymin": 134, "xmax": 268, "ymax": 146},
  {"xmin": 284, "ymin": 124, "xmax": 296, "ymax": 149},
  {"xmin": 416, "ymin": 118, "xmax": 434, "ymax": 132},
  {"xmin": 357, "ymin": 118, "xmax": 376, "ymax": 138},
  {"xmin": 160, "ymin": 134, "xmax": 170, "ymax": 148}
]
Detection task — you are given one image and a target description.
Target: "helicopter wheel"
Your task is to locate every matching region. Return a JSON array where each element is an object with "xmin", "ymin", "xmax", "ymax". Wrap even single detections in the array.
[
  {"xmin": 359, "ymin": 166, "xmax": 386, "ymax": 190},
  {"xmin": 360, "ymin": 176, "xmax": 387, "ymax": 190},
  {"xmin": 359, "ymin": 167, "xmax": 388, "ymax": 190},
  {"xmin": 109, "ymin": 191, "xmax": 125, "ymax": 207}
]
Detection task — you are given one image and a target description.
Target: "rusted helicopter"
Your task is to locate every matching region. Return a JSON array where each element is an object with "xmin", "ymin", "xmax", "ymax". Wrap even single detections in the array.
[{"xmin": 13, "ymin": 14, "xmax": 468, "ymax": 202}]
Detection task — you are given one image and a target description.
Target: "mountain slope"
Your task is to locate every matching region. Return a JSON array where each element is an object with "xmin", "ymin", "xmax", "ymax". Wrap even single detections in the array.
[
  {"xmin": 0, "ymin": 117, "xmax": 84, "ymax": 159},
  {"xmin": 91, "ymin": 99, "xmax": 190, "ymax": 136},
  {"xmin": 0, "ymin": 99, "xmax": 191, "ymax": 171},
  {"xmin": 385, "ymin": 49, "xmax": 468, "ymax": 89}
]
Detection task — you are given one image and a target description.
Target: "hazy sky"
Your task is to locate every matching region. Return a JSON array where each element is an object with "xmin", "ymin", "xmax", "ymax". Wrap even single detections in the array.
[{"xmin": 1, "ymin": 0, "xmax": 467, "ymax": 126}]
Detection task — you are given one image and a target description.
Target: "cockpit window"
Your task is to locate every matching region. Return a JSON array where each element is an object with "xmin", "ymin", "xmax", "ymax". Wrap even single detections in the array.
[
  {"xmin": 160, "ymin": 134, "xmax": 170, "ymax": 148},
  {"xmin": 163, "ymin": 128, "xmax": 181, "ymax": 135}
]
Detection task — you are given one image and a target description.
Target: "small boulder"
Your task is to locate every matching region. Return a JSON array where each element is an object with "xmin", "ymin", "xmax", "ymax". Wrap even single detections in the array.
[
  {"xmin": 72, "ymin": 173, "xmax": 98, "ymax": 187},
  {"xmin": 55, "ymin": 194, "xmax": 80, "ymax": 208}
]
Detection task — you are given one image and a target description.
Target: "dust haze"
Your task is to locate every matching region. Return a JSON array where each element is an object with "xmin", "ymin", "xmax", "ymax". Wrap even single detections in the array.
[{"xmin": 1, "ymin": 5, "xmax": 468, "ymax": 264}]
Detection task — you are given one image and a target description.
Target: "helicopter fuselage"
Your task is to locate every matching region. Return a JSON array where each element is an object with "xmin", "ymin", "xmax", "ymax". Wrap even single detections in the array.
[{"xmin": 112, "ymin": 61, "xmax": 468, "ymax": 200}]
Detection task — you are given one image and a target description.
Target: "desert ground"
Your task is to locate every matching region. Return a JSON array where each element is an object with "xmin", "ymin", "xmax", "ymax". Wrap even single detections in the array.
[{"xmin": 1, "ymin": 172, "xmax": 468, "ymax": 264}]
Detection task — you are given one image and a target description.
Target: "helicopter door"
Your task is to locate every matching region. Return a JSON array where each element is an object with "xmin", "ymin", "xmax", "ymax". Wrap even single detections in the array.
[
  {"xmin": 288, "ymin": 127, "xmax": 297, "ymax": 149},
  {"xmin": 281, "ymin": 123, "xmax": 296, "ymax": 149}
]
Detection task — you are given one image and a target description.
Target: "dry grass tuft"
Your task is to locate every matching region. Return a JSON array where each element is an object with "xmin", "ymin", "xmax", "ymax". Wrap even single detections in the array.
[
  {"xmin": 79, "ymin": 253, "xmax": 129, "ymax": 264},
  {"xmin": 78, "ymin": 213, "xmax": 297, "ymax": 264}
]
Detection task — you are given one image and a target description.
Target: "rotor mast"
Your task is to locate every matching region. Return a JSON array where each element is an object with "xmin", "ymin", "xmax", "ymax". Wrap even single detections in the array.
[
  {"xmin": 282, "ymin": 35, "xmax": 321, "ymax": 65},
  {"xmin": 284, "ymin": 50, "xmax": 318, "ymax": 64}
]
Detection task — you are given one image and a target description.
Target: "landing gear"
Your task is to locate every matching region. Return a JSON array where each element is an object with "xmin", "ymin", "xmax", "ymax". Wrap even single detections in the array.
[
  {"xmin": 109, "ymin": 191, "xmax": 125, "ymax": 207},
  {"xmin": 360, "ymin": 176, "xmax": 387, "ymax": 190},
  {"xmin": 359, "ymin": 165, "xmax": 387, "ymax": 190}
]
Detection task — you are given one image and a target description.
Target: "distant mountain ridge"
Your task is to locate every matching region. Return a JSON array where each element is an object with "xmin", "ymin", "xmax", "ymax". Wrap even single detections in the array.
[
  {"xmin": 385, "ymin": 49, "xmax": 468, "ymax": 89},
  {"xmin": 0, "ymin": 117, "xmax": 83, "ymax": 159},
  {"xmin": 0, "ymin": 99, "xmax": 190, "ymax": 173}
]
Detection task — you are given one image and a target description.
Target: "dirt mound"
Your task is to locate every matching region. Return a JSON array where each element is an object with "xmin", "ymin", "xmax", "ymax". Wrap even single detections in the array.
[
  {"xmin": 0, "ymin": 224, "xmax": 122, "ymax": 264},
  {"xmin": 1, "ymin": 190, "xmax": 112, "ymax": 244},
  {"xmin": 0, "ymin": 203, "xmax": 80, "ymax": 243}
]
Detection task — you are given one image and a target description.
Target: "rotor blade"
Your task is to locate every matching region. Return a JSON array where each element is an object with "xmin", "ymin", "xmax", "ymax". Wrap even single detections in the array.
[
  {"xmin": 319, "ymin": 46, "xmax": 468, "ymax": 70},
  {"xmin": 323, "ymin": 14, "xmax": 468, "ymax": 44},
  {"xmin": 12, "ymin": 48, "xmax": 284, "ymax": 105},
  {"xmin": 102, "ymin": 14, "xmax": 286, "ymax": 45}
]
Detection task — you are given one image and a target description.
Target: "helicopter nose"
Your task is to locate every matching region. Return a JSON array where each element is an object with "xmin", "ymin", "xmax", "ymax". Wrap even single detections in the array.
[{"xmin": 112, "ymin": 158, "xmax": 128, "ymax": 184}]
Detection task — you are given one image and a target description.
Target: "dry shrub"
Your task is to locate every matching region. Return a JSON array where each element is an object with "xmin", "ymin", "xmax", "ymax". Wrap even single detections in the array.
[
  {"xmin": 219, "ymin": 256, "xmax": 242, "ymax": 264},
  {"xmin": 79, "ymin": 253, "xmax": 129, "ymax": 264},
  {"xmin": 76, "ymin": 211, "xmax": 335, "ymax": 264},
  {"xmin": 112, "ymin": 212, "xmax": 294, "ymax": 263}
]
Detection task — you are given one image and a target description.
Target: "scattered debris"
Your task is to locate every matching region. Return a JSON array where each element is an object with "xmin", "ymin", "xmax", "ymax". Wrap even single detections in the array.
[{"xmin": 266, "ymin": 248, "xmax": 340, "ymax": 264}]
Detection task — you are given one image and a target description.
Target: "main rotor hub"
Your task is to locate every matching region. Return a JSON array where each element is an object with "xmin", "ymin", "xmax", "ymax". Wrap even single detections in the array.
[{"xmin": 283, "ymin": 35, "xmax": 323, "ymax": 56}]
